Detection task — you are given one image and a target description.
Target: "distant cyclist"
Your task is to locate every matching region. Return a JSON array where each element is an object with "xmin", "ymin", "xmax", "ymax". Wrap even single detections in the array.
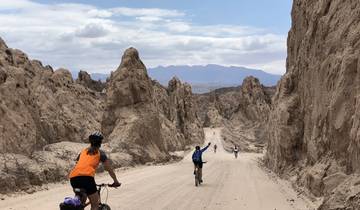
[
  {"xmin": 69, "ymin": 131, "xmax": 121, "ymax": 210},
  {"xmin": 234, "ymin": 145, "xmax": 239, "ymax": 159},
  {"xmin": 213, "ymin": 144, "xmax": 217, "ymax": 153},
  {"xmin": 192, "ymin": 143, "xmax": 211, "ymax": 183}
]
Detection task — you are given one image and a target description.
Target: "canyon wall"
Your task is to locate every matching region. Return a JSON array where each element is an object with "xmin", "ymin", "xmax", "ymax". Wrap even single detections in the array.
[
  {"xmin": 265, "ymin": 1, "xmax": 360, "ymax": 209},
  {"xmin": 0, "ymin": 37, "xmax": 105, "ymax": 193},
  {"xmin": 195, "ymin": 76, "xmax": 274, "ymax": 152},
  {"xmin": 0, "ymin": 38, "xmax": 104, "ymax": 155}
]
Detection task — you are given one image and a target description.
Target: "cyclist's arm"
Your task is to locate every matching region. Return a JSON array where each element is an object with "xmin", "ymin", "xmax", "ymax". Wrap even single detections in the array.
[
  {"xmin": 100, "ymin": 150, "xmax": 120, "ymax": 185},
  {"xmin": 201, "ymin": 144, "xmax": 210, "ymax": 152},
  {"xmin": 103, "ymin": 160, "xmax": 120, "ymax": 184}
]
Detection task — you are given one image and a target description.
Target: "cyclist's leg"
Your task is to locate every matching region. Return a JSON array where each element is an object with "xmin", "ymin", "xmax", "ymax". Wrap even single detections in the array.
[
  {"xmin": 79, "ymin": 176, "xmax": 98, "ymax": 209},
  {"xmin": 88, "ymin": 192, "xmax": 100, "ymax": 210},
  {"xmin": 70, "ymin": 176, "xmax": 94, "ymax": 205}
]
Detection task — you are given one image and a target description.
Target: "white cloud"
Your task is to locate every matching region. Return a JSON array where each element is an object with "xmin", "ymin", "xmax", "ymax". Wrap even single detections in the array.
[
  {"xmin": 248, "ymin": 60, "xmax": 286, "ymax": 75},
  {"xmin": 0, "ymin": 0, "xmax": 286, "ymax": 75},
  {"xmin": 0, "ymin": 0, "xmax": 38, "ymax": 10},
  {"xmin": 110, "ymin": 7, "xmax": 185, "ymax": 18},
  {"xmin": 76, "ymin": 23, "xmax": 109, "ymax": 38},
  {"xmin": 166, "ymin": 22, "xmax": 191, "ymax": 32},
  {"xmin": 87, "ymin": 9, "xmax": 113, "ymax": 18},
  {"xmin": 136, "ymin": 16, "xmax": 162, "ymax": 22}
]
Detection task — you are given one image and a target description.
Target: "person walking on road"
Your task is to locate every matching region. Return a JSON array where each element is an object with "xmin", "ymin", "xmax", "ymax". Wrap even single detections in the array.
[{"xmin": 213, "ymin": 144, "xmax": 217, "ymax": 153}]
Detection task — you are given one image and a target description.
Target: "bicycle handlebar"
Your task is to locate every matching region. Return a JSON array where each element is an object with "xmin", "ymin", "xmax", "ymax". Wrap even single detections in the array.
[{"xmin": 97, "ymin": 183, "xmax": 121, "ymax": 188}]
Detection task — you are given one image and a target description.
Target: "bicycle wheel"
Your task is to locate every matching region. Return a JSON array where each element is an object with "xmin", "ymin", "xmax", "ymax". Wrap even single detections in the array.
[{"xmin": 99, "ymin": 204, "xmax": 111, "ymax": 210}]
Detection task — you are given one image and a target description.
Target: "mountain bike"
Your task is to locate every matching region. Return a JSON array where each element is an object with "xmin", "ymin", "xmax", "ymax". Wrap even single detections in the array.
[{"xmin": 60, "ymin": 183, "xmax": 119, "ymax": 210}]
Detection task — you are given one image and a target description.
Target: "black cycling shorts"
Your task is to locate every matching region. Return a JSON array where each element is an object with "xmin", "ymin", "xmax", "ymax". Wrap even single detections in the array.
[
  {"xmin": 70, "ymin": 176, "xmax": 97, "ymax": 195},
  {"xmin": 193, "ymin": 161, "xmax": 203, "ymax": 169}
]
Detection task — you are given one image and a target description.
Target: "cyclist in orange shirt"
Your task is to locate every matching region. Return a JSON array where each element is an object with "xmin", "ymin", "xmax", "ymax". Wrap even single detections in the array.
[{"xmin": 69, "ymin": 131, "xmax": 120, "ymax": 210}]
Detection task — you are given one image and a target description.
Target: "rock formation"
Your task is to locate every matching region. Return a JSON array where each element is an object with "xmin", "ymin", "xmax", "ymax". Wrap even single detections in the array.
[
  {"xmin": 102, "ymin": 48, "xmax": 204, "ymax": 163},
  {"xmin": 76, "ymin": 70, "xmax": 106, "ymax": 92},
  {"xmin": 0, "ymin": 39, "xmax": 104, "ymax": 155},
  {"xmin": 0, "ymin": 38, "xmax": 107, "ymax": 193},
  {"xmin": 195, "ymin": 76, "xmax": 274, "ymax": 152},
  {"xmin": 0, "ymin": 40, "xmax": 204, "ymax": 193},
  {"xmin": 166, "ymin": 77, "xmax": 204, "ymax": 145},
  {"xmin": 264, "ymin": 1, "xmax": 360, "ymax": 209}
]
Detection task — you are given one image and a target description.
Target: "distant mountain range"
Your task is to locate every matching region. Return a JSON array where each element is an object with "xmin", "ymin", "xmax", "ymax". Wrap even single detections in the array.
[{"xmin": 88, "ymin": 64, "xmax": 281, "ymax": 93}]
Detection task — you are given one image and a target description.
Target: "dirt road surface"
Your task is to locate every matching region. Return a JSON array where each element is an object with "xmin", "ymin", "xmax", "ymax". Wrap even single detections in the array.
[{"xmin": 1, "ymin": 128, "xmax": 316, "ymax": 210}]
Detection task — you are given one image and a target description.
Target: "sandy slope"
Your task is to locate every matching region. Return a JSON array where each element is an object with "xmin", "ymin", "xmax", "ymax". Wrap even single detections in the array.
[{"xmin": 1, "ymin": 128, "xmax": 316, "ymax": 210}]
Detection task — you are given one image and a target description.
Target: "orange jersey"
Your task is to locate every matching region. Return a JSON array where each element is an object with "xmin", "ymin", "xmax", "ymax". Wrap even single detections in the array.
[{"xmin": 69, "ymin": 148, "xmax": 101, "ymax": 178}]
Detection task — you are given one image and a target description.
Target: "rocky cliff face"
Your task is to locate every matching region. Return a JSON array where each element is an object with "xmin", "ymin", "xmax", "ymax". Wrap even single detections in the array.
[
  {"xmin": 0, "ymin": 37, "xmax": 105, "ymax": 193},
  {"xmin": 230, "ymin": 76, "xmax": 272, "ymax": 124},
  {"xmin": 102, "ymin": 48, "xmax": 204, "ymax": 163},
  {"xmin": 166, "ymin": 77, "xmax": 204, "ymax": 145},
  {"xmin": 265, "ymin": 1, "xmax": 360, "ymax": 209},
  {"xmin": 0, "ymin": 38, "xmax": 103, "ymax": 155},
  {"xmin": 195, "ymin": 76, "xmax": 273, "ymax": 152},
  {"xmin": 0, "ymin": 41, "xmax": 204, "ymax": 193}
]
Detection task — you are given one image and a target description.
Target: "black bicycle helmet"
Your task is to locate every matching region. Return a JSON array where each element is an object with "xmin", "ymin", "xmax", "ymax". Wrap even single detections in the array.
[{"xmin": 89, "ymin": 131, "xmax": 103, "ymax": 147}]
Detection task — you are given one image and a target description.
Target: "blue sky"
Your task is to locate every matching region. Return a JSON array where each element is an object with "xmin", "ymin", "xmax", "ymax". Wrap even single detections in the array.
[
  {"xmin": 35, "ymin": 0, "xmax": 292, "ymax": 32},
  {"xmin": 0, "ymin": 0, "xmax": 292, "ymax": 74}
]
